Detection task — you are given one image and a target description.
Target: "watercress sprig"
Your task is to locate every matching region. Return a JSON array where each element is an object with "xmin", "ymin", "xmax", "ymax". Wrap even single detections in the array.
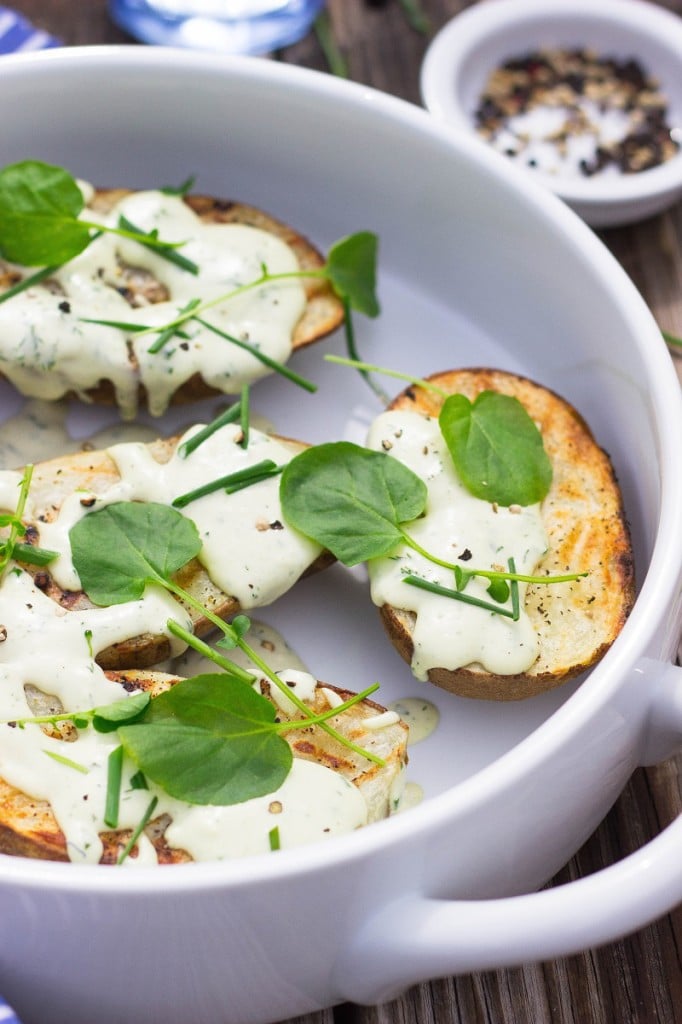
[
  {"xmin": 0, "ymin": 160, "xmax": 190, "ymax": 270},
  {"xmin": 12, "ymin": 671, "xmax": 380, "ymax": 810},
  {"xmin": 279, "ymin": 442, "xmax": 585, "ymax": 614},
  {"xmin": 0, "ymin": 465, "xmax": 59, "ymax": 579},
  {"xmin": 68, "ymin": 501, "xmax": 385, "ymax": 776},
  {"xmin": 129, "ymin": 230, "xmax": 380, "ymax": 351}
]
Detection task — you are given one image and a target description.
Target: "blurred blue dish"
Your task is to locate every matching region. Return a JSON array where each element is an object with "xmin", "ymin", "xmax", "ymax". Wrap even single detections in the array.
[{"xmin": 109, "ymin": 0, "xmax": 325, "ymax": 54}]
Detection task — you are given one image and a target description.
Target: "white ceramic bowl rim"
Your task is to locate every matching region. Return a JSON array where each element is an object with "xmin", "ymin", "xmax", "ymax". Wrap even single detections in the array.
[
  {"xmin": 0, "ymin": 45, "xmax": 681, "ymax": 896},
  {"xmin": 420, "ymin": 0, "xmax": 682, "ymax": 204}
]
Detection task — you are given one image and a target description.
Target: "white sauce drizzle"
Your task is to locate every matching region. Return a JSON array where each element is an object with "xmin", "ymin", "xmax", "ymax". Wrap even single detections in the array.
[
  {"xmin": 0, "ymin": 190, "xmax": 306, "ymax": 418},
  {"xmin": 0, "ymin": 573, "xmax": 370, "ymax": 864},
  {"xmin": 31, "ymin": 421, "xmax": 322, "ymax": 608},
  {"xmin": 366, "ymin": 410, "xmax": 548, "ymax": 679},
  {"xmin": 388, "ymin": 697, "xmax": 439, "ymax": 745}
]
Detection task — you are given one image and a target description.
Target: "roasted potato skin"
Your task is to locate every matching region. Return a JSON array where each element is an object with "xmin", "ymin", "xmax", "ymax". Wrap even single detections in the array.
[{"xmin": 378, "ymin": 368, "xmax": 635, "ymax": 701}]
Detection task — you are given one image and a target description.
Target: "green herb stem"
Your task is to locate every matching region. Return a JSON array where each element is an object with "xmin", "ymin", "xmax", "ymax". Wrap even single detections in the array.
[
  {"xmin": 399, "ymin": 528, "xmax": 585, "ymax": 587},
  {"xmin": 178, "ymin": 400, "xmax": 242, "ymax": 458},
  {"xmin": 240, "ymin": 383, "xmax": 250, "ymax": 449},
  {"xmin": 0, "ymin": 264, "xmax": 59, "ymax": 305},
  {"xmin": 117, "ymin": 214, "xmax": 199, "ymax": 275},
  {"xmin": 13, "ymin": 542, "xmax": 58, "ymax": 566},
  {"xmin": 269, "ymin": 825, "xmax": 281, "ymax": 851},
  {"xmin": 117, "ymin": 795, "xmax": 158, "ymax": 865},
  {"xmin": 325, "ymin": 354, "xmax": 448, "ymax": 397},
  {"xmin": 340, "ymin": 298, "xmax": 390, "ymax": 405},
  {"xmin": 194, "ymin": 317, "xmax": 317, "ymax": 392},
  {"xmin": 165, "ymin": 619, "xmax": 256, "ymax": 685},
  {"xmin": 147, "ymin": 298, "xmax": 201, "ymax": 354},
  {"xmin": 43, "ymin": 749, "xmax": 89, "ymax": 774},
  {"xmin": 104, "ymin": 745, "xmax": 124, "ymax": 828},
  {"xmin": 171, "ymin": 460, "xmax": 283, "ymax": 509},
  {"xmin": 403, "ymin": 574, "xmax": 518, "ymax": 618}
]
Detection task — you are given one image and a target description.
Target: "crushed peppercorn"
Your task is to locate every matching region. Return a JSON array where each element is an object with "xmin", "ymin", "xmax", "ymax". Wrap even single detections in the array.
[{"xmin": 474, "ymin": 47, "xmax": 679, "ymax": 177}]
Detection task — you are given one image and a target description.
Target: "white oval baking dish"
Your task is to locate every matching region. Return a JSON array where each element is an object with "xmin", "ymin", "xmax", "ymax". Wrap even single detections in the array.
[{"xmin": 0, "ymin": 47, "xmax": 681, "ymax": 1024}]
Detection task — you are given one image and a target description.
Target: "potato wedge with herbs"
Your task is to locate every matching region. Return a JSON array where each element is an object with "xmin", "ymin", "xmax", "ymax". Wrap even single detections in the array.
[{"xmin": 369, "ymin": 369, "xmax": 635, "ymax": 700}]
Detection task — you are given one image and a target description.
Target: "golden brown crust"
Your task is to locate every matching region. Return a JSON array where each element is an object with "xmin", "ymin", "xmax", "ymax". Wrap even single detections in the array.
[
  {"xmin": 379, "ymin": 368, "xmax": 635, "ymax": 701},
  {"xmin": 18, "ymin": 433, "xmax": 334, "ymax": 670},
  {"xmin": 0, "ymin": 670, "xmax": 407, "ymax": 863}
]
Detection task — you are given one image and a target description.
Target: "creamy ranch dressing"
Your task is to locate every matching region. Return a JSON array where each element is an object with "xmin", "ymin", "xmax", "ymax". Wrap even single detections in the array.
[
  {"xmin": 0, "ymin": 574, "xmax": 368, "ymax": 863},
  {"xmin": 34, "ymin": 420, "xmax": 322, "ymax": 607},
  {"xmin": 367, "ymin": 410, "xmax": 548, "ymax": 679},
  {"xmin": 0, "ymin": 189, "xmax": 306, "ymax": 418}
]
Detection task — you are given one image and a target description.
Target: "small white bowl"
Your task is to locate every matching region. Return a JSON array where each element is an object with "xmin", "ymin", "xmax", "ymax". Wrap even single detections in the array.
[{"xmin": 421, "ymin": 0, "xmax": 682, "ymax": 227}]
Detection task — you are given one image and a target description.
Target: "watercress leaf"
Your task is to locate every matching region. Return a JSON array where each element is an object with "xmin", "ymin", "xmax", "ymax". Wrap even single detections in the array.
[
  {"xmin": 280, "ymin": 441, "xmax": 426, "ymax": 565},
  {"xmin": 486, "ymin": 578, "xmax": 510, "ymax": 603},
  {"xmin": 118, "ymin": 674, "xmax": 292, "ymax": 805},
  {"xmin": 92, "ymin": 692, "xmax": 151, "ymax": 733},
  {"xmin": 439, "ymin": 391, "xmax": 553, "ymax": 506},
  {"xmin": 326, "ymin": 232, "xmax": 380, "ymax": 317},
  {"xmin": 231, "ymin": 614, "xmax": 251, "ymax": 640},
  {"xmin": 0, "ymin": 160, "xmax": 91, "ymax": 265},
  {"xmin": 454, "ymin": 565, "xmax": 472, "ymax": 590},
  {"xmin": 69, "ymin": 501, "xmax": 202, "ymax": 605}
]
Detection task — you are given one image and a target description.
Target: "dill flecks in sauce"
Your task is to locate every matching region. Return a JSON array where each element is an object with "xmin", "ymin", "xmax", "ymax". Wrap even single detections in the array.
[{"xmin": 474, "ymin": 48, "xmax": 680, "ymax": 178}]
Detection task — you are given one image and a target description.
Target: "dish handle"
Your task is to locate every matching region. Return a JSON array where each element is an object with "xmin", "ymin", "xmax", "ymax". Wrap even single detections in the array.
[
  {"xmin": 334, "ymin": 659, "xmax": 682, "ymax": 1005},
  {"xmin": 334, "ymin": 816, "xmax": 682, "ymax": 1005}
]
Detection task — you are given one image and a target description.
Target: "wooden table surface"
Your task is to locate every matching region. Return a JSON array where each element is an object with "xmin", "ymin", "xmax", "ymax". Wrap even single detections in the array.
[{"xmin": 6, "ymin": 1, "xmax": 682, "ymax": 1021}]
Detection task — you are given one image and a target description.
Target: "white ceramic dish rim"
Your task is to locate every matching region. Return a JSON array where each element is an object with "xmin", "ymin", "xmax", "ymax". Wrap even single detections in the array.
[
  {"xmin": 0, "ymin": 45, "xmax": 681, "ymax": 903},
  {"xmin": 419, "ymin": 0, "xmax": 682, "ymax": 206}
]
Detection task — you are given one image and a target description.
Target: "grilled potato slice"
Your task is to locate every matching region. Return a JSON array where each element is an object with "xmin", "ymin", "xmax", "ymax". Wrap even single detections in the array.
[
  {"xmin": 374, "ymin": 368, "xmax": 635, "ymax": 700},
  {"xmin": 0, "ymin": 670, "xmax": 408, "ymax": 864},
  {"xmin": 15, "ymin": 430, "xmax": 333, "ymax": 670}
]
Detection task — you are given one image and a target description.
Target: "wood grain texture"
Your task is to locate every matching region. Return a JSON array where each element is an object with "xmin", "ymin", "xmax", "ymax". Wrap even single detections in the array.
[{"xmin": 6, "ymin": 1, "xmax": 682, "ymax": 1021}]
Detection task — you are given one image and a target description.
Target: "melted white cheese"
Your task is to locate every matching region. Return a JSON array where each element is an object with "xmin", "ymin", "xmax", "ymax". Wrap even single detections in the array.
[
  {"xmin": 0, "ymin": 190, "xmax": 306, "ymax": 418},
  {"xmin": 367, "ymin": 410, "xmax": 548, "ymax": 679}
]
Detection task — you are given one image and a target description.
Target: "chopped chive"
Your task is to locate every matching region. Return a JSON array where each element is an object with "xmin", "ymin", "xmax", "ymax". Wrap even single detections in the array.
[
  {"xmin": 43, "ymin": 749, "xmax": 89, "ymax": 774},
  {"xmin": 13, "ymin": 542, "xmax": 58, "ymax": 566},
  {"xmin": 117, "ymin": 214, "xmax": 199, "ymax": 275},
  {"xmin": 341, "ymin": 296, "xmax": 390, "ymax": 404},
  {"xmin": 80, "ymin": 317, "xmax": 148, "ymax": 332},
  {"xmin": 171, "ymin": 459, "xmax": 283, "ymax": 509},
  {"xmin": 269, "ymin": 825, "xmax": 281, "ymax": 851},
  {"xmin": 178, "ymin": 400, "xmax": 242, "ymax": 458},
  {"xmin": 147, "ymin": 297, "xmax": 202, "ymax": 354},
  {"xmin": 117, "ymin": 795, "xmax": 158, "ymax": 865},
  {"xmin": 161, "ymin": 175, "xmax": 196, "ymax": 197},
  {"xmin": 509, "ymin": 557, "xmax": 520, "ymax": 621},
  {"xmin": 402, "ymin": 573, "xmax": 517, "ymax": 618},
  {"xmin": 194, "ymin": 316, "xmax": 317, "ymax": 393},
  {"xmin": 104, "ymin": 745, "xmax": 124, "ymax": 829},
  {"xmin": 240, "ymin": 384, "xmax": 250, "ymax": 449},
  {"xmin": 0, "ymin": 264, "xmax": 59, "ymax": 305}
]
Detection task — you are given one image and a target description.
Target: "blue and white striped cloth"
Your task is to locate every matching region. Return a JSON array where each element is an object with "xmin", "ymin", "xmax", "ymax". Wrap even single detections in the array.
[
  {"xmin": 0, "ymin": 4, "xmax": 60, "ymax": 54},
  {"xmin": 0, "ymin": 10, "xmax": 57, "ymax": 1023}
]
